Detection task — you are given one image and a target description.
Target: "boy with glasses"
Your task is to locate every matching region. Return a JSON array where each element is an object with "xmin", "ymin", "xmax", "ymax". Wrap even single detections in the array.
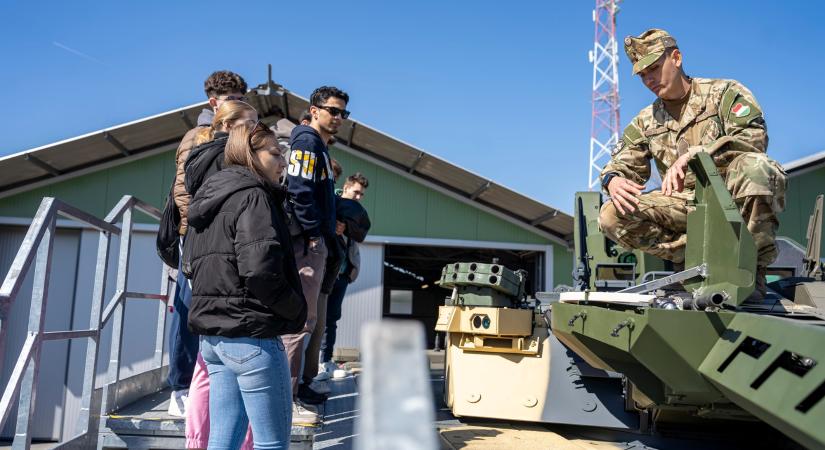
[{"xmin": 282, "ymin": 86, "xmax": 350, "ymax": 424}]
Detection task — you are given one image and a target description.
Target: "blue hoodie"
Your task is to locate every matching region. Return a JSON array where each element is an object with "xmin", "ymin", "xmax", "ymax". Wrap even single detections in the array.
[{"xmin": 286, "ymin": 125, "xmax": 336, "ymax": 239}]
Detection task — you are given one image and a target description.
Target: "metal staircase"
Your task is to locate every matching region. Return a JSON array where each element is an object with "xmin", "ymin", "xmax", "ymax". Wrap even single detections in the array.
[{"xmin": 0, "ymin": 196, "xmax": 172, "ymax": 449}]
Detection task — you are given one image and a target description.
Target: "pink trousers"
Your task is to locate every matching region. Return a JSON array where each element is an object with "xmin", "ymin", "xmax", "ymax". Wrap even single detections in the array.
[{"xmin": 185, "ymin": 353, "xmax": 253, "ymax": 450}]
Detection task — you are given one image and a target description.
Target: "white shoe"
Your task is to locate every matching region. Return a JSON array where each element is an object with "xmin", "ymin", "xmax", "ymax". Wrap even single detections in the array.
[
  {"xmin": 309, "ymin": 379, "xmax": 331, "ymax": 395},
  {"xmin": 292, "ymin": 401, "xmax": 320, "ymax": 425},
  {"xmin": 167, "ymin": 389, "xmax": 189, "ymax": 417},
  {"xmin": 314, "ymin": 361, "xmax": 336, "ymax": 381}
]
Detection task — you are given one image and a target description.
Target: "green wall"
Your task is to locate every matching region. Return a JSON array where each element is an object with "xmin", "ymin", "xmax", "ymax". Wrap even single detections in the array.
[
  {"xmin": 553, "ymin": 244, "xmax": 573, "ymax": 289},
  {"xmin": 0, "ymin": 152, "xmax": 176, "ymax": 224},
  {"xmin": 0, "ymin": 147, "xmax": 573, "ymax": 285},
  {"xmin": 777, "ymin": 166, "xmax": 825, "ymax": 255},
  {"xmin": 330, "ymin": 147, "xmax": 552, "ymax": 245}
]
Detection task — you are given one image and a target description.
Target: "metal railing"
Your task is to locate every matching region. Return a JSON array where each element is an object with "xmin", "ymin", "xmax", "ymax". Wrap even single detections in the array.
[{"xmin": 0, "ymin": 195, "xmax": 174, "ymax": 449}]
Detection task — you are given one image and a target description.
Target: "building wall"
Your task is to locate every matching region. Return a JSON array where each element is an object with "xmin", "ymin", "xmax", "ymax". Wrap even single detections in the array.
[
  {"xmin": 331, "ymin": 147, "xmax": 554, "ymax": 245},
  {"xmin": 0, "ymin": 147, "xmax": 562, "ymax": 249},
  {"xmin": 777, "ymin": 166, "xmax": 825, "ymax": 255},
  {"xmin": 0, "ymin": 226, "xmax": 170, "ymax": 441},
  {"xmin": 0, "ymin": 152, "xmax": 176, "ymax": 223}
]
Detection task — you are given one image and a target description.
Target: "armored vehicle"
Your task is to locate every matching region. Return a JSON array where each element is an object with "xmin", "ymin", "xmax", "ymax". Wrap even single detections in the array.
[
  {"xmin": 436, "ymin": 152, "xmax": 825, "ymax": 449},
  {"xmin": 553, "ymin": 153, "xmax": 825, "ymax": 449}
]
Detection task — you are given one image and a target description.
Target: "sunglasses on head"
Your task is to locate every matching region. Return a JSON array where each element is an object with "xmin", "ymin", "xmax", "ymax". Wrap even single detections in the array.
[
  {"xmin": 316, "ymin": 105, "xmax": 350, "ymax": 119},
  {"xmin": 247, "ymin": 120, "xmax": 265, "ymax": 148}
]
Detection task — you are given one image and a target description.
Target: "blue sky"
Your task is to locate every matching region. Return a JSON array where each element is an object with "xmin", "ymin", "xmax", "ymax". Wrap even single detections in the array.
[{"xmin": 2, "ymin": 0, "xmax": 823, "ymax": 213}]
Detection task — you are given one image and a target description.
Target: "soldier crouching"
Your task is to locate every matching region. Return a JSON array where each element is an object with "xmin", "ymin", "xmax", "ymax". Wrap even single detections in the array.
[{"xmin": 598, "ymin": 29, "xmax": 787, "ymax": 299}]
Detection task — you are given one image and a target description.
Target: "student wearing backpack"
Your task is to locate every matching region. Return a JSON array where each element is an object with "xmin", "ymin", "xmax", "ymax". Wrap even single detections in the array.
[
  {"xmin": 180, "ymin": 100, "xmax": 258, "ymax": 450},
  {"xmin": 164, "ymin": 71, "xmax": 250, "ymax": 419}
]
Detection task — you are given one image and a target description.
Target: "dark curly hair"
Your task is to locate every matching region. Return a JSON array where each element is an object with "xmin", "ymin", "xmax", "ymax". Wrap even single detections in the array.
[
  {"xmin": 203, "ymin": 71, "xmax": 248, "ymax": 98},
  {"xmin": 310, "ymin": 86, "xmax": 349, "ymax": 107}
]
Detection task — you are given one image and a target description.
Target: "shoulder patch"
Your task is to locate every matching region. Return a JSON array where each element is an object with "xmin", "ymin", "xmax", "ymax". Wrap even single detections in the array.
[
  {"xmin": 728, "ymin": 95, "xmax": 762, "ymax": 127},
  {"xmin": 612, "ymin": 139, "xmax": 625, "ymax": 156},
  {"xmin": 622, "ymin": 122, "xmax": 645, "ymax": 145}
]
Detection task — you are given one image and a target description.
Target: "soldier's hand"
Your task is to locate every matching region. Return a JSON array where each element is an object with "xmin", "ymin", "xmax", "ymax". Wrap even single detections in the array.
[
  {"xmin": 662, "ymin": 154, "xmax": 690, "ymax": 197},
  {"xmin": 607, "ymin": 177, "xmax": 644, "ymax": 214}
]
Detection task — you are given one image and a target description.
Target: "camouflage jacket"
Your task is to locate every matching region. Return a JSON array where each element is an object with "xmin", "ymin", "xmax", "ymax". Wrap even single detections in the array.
[{"xmin": 601, "ymin": 77, "xmax": 768, "ymax": 190}]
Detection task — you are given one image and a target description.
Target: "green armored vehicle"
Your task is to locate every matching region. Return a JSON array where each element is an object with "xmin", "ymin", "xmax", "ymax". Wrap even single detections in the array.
[{"xmin": 553, "ymin": 153, "xmax": 825, "ymax": 449}]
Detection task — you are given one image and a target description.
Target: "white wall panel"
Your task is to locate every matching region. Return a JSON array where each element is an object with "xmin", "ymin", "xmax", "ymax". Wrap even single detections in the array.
[
  {"xmin": 335, "ymin": 243, "xmax": 384, "ymax": 350},
  {"xmin": 0, "ymin": 225, "xmax": 170, "ymax": 441},
  {"xmin": 0, "ymin": 226, "xmax": 80, "ymax": 440}
]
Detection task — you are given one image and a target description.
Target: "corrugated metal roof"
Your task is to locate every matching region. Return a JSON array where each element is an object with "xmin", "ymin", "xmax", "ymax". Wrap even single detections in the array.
[
  {"xmin": 0, "ymin": 79, "xmax": 573, "ymax": 245},
  {"xmin": 783, "ymin": 150, "xmax": 825, "ymax": 175}
]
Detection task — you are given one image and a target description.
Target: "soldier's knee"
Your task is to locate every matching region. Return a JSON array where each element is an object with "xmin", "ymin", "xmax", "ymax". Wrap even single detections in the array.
[{"xmin": 726, "ymin": 153, "xmax": 786, "ymax": 202}]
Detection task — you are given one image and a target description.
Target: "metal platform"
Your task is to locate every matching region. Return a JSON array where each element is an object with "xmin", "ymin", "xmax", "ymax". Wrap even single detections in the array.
[{"xmin": 98, "ymin": 387, "xmax": 317, "ymax": 450}]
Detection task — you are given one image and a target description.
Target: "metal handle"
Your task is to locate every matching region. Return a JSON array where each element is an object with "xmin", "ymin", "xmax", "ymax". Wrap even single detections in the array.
[
  {"xmin": 610, "ymin": 319, "xmax": 635, "ymax": 337},
  {"xmin": 568, "ymin": 311, "xmax": 588, "ymax": 326}
]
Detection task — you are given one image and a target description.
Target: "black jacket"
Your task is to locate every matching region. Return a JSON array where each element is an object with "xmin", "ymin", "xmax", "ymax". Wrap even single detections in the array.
[
  {"xmin": 286, "ymin": 125, "xmax": 336, "ymax": 239},
  {"xmin": 183, "ymin": 166, "xmax": 307, "ymax": 338},
  {"xmin": 184, "ymin": 132, "xmax": 228, "ymax": 196}
]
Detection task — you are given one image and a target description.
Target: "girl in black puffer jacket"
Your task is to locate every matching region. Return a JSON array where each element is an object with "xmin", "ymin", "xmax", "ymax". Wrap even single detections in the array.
[{"xmin": 183, "ymin": 122, "xmax": 305, "ymax": 449}]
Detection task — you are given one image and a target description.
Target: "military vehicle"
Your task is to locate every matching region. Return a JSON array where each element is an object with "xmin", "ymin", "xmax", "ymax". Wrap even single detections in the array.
[
  {"xmin": 436, "ymin": 152, "xmax": 825, "ymax": 449},
  {"xmin": 554, "ymin": 153, "xmax": 825, "ymax": 449}
]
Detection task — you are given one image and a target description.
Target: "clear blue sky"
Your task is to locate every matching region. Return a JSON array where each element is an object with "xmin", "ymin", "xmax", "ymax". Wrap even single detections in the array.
[{"xmin": 2, "ymin": 0, "xmax": 823, "ymax": 213}]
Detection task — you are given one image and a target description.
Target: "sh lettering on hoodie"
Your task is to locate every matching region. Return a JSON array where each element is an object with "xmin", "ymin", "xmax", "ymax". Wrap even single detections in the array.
[{"xmin": 288, "ymin": 149, "xmax": 331, "ymax": 180}]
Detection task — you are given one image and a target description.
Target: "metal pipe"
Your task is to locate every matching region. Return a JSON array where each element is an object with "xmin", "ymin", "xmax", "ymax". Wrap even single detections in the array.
[
  {"xmin": 75, "ymin": 230, "xmax": 110, "ymax": 445},
  {"xmin": 0, "ymin": 334, "xmax": 36, "ymax": 431},
  {"xmin": 102, "ymin": 208, "xmax": 133, "ymax": 414},
  {"xmin": 13, "ymin": 219, "xmax": 55, "ymax": 450}
]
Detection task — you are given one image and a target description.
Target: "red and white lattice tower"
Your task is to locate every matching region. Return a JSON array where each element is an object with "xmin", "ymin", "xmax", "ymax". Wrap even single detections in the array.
[{"xmin": 588, "ymin": 0, "xmax": 621, "ymax": 189}]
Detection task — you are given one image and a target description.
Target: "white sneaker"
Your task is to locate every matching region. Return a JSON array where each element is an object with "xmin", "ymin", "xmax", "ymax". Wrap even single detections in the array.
[
  {"xmin": 167, "ymin": 389, "xmax": 189, "ymax": 417},
  {"xmin": 292, "ymin": 401, "xmax": 320, "ymax": 425},
  {"xmin": 309, "ymin": 379, "xmax": 331, "ymax": 395},
  {"xmin": 314, "ymin": 361, "xmax": 337, "ymax": 381}
]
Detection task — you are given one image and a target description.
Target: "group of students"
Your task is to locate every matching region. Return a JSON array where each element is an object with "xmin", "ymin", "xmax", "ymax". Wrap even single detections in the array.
[{"xmin": 160, "ymin": 70, "xmax": 371, "ymax": 450}]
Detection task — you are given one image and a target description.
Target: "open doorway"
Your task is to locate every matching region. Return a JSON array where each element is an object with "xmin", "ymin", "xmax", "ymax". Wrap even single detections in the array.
[{"xmin": 381, "ymin": 244, "xmax": 543, "ymax": 348}]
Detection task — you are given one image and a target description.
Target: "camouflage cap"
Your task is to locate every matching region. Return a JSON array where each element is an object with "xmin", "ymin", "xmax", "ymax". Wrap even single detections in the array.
[{"xmin": 624, "ymin": 29, "xmax": 678, "ymax": 74}]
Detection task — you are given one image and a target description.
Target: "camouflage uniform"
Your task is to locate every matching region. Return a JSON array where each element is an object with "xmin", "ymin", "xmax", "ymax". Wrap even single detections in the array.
[{"xmin": 599, "ymin": 29, "xmax": 787, "ymax": 275}]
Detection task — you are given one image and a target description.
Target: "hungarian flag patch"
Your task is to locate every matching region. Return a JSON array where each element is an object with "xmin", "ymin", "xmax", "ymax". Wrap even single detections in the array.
[{"xmin": 732, "ymin": 102, "xmax": 751, "ymax": 118}]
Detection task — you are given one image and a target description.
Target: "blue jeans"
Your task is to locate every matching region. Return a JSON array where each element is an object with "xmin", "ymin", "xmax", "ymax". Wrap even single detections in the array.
[
  {"xmin": 321, "ymin": 275, "xmax": 350, "ymax": 362},
  {"xmin": 200, "ymin": 335, "xmax": 292, "ymax": 450},
  {"xmin": 167, "ymin": 258, "xmax": 198, "ymax": 391}
]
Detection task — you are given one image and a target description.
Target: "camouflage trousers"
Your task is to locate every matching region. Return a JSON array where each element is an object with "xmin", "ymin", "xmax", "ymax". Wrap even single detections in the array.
[{"xmin": 599, "ymin": 153, "xmax": 786, "ymax": 268}]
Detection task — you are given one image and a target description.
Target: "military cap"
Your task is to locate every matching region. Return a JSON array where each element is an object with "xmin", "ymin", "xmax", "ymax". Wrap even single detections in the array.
[{"xmin": 624, "ymin": 28, "xmax": 678, "ymax": 74}]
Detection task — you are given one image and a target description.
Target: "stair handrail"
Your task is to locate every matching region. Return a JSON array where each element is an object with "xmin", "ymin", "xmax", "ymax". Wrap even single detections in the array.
[{"xmin": 0, "ymin": 195, "xmax": 174, "ymax": 450}]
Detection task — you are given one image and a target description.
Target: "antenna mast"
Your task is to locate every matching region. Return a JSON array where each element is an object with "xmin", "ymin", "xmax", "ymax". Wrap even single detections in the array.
[{"xmin": 588, "ymin": 0, "xmax": 622, "ymax": 189}]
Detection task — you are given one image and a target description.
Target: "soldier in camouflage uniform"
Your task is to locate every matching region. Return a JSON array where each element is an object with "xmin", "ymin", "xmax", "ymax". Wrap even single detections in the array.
[{"xmin": 599, "ymin": 29, "xmax": 786, "ymax": 297}]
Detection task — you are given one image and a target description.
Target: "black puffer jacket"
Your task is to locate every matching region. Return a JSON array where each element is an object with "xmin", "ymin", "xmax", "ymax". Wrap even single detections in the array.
[
  {"xmin": 183, "ymin": 166, "xmax": 307, "ymax": 338},
  {"xmin": 184, "ymin": 132, "xmax": 228, "ymax": 196}
]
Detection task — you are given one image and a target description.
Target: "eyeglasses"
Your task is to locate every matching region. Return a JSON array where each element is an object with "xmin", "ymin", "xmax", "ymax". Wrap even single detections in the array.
[
  {"xmin": 316, "ymin": 105, "xmax": 350, "ymax": 119},
  {"xmin": 219, "ymin": 94, "xmax": 249, "ymax": 102}
]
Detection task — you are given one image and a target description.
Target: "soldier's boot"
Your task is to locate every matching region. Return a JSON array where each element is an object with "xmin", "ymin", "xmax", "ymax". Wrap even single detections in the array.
[{"xmin": 744, "ymin": 266, "xmax": 768, "ymax": 303}]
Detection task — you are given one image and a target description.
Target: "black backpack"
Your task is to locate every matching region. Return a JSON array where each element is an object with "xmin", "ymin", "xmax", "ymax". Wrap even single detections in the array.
[{"xmin": 156, "ymin": 182, "xmax": 181, "ymax": 268}]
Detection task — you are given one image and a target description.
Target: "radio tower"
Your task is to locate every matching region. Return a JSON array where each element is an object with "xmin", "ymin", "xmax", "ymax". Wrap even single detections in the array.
[{"xmin": 588, "ymin": 0, "xmax": 621, "ymax": 189}]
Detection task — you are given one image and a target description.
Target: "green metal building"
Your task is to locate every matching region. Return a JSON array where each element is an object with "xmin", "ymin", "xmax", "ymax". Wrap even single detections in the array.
[
  {"xmin": 777, "ymin": 150, "xmax": 825, "ymax": 255},
  {"xmin": 0, "ymin": 81, "xmax": 573, "ymax": 440}
]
